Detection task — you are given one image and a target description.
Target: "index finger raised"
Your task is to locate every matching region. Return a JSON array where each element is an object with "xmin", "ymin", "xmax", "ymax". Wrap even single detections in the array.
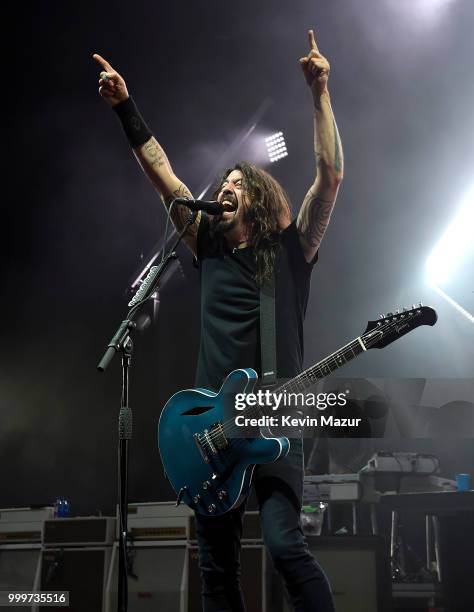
[
  {"xmin": 93, "ymin": 53, "xmax": 113, "ymax": 72},
  {"xmin": 308, "ymin": 29, "xmax": 320, "ymax": 53}
]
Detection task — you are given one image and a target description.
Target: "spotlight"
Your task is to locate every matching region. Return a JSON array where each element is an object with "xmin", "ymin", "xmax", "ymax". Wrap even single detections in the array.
[
  {"xmin": 265, "ymin": 132, "xmax": 288, "ymax": 163},
  {"xmin": 426, "ymin": 185, "xmax": 474, "ymax": 323},
  {"xmin": 426, "ymin": 186, "xmax": 474, "ymax": 286}
]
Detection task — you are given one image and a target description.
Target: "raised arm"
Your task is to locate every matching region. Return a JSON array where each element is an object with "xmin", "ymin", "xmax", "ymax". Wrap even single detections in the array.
[
  {"xmin": 93, "ymin": 53, "xmax": 200, "ymax": 254},
  {"xmin": 296, "ymin": 31, "xmax": 343, "ymax": 262}
]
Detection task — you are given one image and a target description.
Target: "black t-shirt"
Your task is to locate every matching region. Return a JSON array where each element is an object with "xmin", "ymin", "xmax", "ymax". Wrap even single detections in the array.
[{"xmin": 195, "ymin": 215, "xmax": 317, "ymax": 391}]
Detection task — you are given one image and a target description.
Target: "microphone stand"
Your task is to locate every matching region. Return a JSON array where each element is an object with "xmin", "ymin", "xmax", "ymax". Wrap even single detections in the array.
[{"xmin": 97, "ymin": 210, "xmax": 197, "ymax": 612}]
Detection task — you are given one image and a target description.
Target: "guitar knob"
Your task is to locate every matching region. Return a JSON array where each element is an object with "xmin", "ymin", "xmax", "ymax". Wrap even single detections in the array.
[
  {"xmin": 193, "ymin": 494, "xmax": 201, "ymax": 504},
  {"xmin": 218, "ymin": 490, "xmax": 227, "ymax": 500},
  {"xmin": 208, "ymin": 504, "xmax": 216, "ymax": 513},
  {"xmin": 202, "ymin": 481, "xmax": 211, "ymax": 490}
]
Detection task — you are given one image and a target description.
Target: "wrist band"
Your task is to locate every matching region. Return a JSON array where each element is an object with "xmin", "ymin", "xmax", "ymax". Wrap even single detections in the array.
[{"xmin": 113, "ymin": 96, "xmax": 152, "ymax": 148}]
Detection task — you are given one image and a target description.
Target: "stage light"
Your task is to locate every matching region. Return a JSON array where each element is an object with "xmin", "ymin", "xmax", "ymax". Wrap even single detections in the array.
[
  {"xmin": 413, "ymin": 0, "xmax": 454, "ymax": 11},
  {"xmin": 387, "ymin": 0, "xmax": 455, "ymax": 21},
  {"xmin": 426, "ymin": 186, "xmax": 474, "ymax": 286},
  {"xmin": 426, "ymin": 185, "xmax": 474, "ymax": 323},
  {"xmin": 265, "ymin": 132, "xmax": 288, "ymax": 163}
]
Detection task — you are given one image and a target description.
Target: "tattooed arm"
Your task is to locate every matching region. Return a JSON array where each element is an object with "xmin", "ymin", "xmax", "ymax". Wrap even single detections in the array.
[
  {"xmin": 133, "ymin": 138, "xmax": 200, "ymax": 255},
  {"xmin": 92, "ymin": 53, "xmax": 200, "ymax": 254},
  {"xmin": 296, "ymin": 30, "xmax": 343, "ymax": 262},
  {"xmin": 296, "ymin": 93, "xmax": 343, "ymax": 262}
]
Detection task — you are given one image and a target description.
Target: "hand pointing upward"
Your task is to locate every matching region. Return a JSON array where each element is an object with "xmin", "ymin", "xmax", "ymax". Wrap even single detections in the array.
[
  {"xmin": 92, "ymin": 53, "xmax": 129, "ymax": 107},
  {"xmin": 299, "ymin": 30, "xmax": 330, "ymax": 99}
]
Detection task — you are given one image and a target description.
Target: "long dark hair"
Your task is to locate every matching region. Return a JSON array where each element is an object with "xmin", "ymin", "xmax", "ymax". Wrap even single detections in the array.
[{"xmin": 212, "ymin": 161, "xmax": 292, "ymax": 285}]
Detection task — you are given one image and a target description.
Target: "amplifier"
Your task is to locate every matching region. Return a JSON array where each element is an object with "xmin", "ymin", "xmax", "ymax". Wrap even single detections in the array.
[
  {"xmin": 278, "ymin": 536, "xmax": 391, "ymax": 612},
  {"xmin": 123, "ymin": 504, "xmax": 262, "ymax": 543},
  {"xmin": 304, "ymin": 475, "xmax": 362, "ymax": 503},
  {"xmin": 123, "ymin": 502, "xmax": 192, "ymax": 541},
  {"xmin": 43, "ymin": 517, "xmax": 116, "ymax": 546},
  {"xmin": 104, "ymin": 541, "xmax": 188, "ymax": 612},
  {"xmin": 0, "ymin": 544, "xmax": 42, "ymax": 592},
  {"xmin": 361, "ymin": 452, "xmax": 440, "ymax": 474},
  {"xmin": 0, "ymin": 507, "xmax": 54, "ymax": 543},
  {"xmin": 37, "ymin": 546, "xmax": 111, "ymax": 612}
]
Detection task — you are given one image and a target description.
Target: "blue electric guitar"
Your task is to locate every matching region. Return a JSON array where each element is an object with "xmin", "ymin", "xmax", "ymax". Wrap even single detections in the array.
[{"xmin": 158, "ymin": 305, "xmax": 437, "ymax": 516}]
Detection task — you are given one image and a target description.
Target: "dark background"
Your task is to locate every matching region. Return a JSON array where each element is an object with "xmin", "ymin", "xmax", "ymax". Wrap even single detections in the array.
[{"xmin": 2, "ymin": 0, "xmax": 473, "ymax": 515}]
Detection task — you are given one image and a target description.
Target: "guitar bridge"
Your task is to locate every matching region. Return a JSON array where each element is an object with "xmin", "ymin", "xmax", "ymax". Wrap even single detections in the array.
[
  {"xmin": 209, "ymin": 422, "xmax": 229, "ymax": 450},
  {"xmin": 193, "ymin": 423, "xmax": 228, "ymax": 464}
]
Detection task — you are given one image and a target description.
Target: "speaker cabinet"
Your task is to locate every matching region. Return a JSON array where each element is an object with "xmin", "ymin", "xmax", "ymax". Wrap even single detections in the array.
[
  {"xmin": 187, "ymin": 544, "xmax": 266, "ymax": 612},
  {"xmin": 0, "ymin": 545, "xmax": 42, "ymax": 591},
  {"xmin": 39, "ymin": 546, "xmax": 111, "ymax": 612},
  {"xmin": 280, "ymin": 536, "xmax": 391, "ymax": 612},
  {"xmin": 105, "ymin": 542, "xmax": 188, "ymax": 612}
]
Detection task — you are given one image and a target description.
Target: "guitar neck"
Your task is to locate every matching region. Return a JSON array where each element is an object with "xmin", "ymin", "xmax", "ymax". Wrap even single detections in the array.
[{"xmin": 278, "ymin": 336, "xmax": 366, "ymax": 394}]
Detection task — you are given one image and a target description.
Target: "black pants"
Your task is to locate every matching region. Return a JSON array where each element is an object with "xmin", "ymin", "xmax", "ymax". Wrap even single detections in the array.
[{"xmin": 194, "ymin": 438, "xmax": 335, "ymax": 612}]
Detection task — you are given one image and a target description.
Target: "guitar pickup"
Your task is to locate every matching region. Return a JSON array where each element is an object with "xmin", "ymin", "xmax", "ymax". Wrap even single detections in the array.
[{"xmin": 193, "ymin": 432, "xmax": 210, "ymax": 463}]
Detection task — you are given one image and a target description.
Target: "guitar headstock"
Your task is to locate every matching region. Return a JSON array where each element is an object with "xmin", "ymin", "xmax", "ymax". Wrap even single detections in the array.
[{"xmin": 362, "ymin": 304, "xmax": 437, "ymax": 350}]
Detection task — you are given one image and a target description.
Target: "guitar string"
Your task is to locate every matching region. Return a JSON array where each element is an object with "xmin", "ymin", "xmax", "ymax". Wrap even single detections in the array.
[
  {"xmin": 189, "ymin": 309, "xmax": 421, "ymax": 502},
  {"xmin": 205, "ymin": 340, "xmax": 360, "ymax": 452},
  {"xmin": 191, "ymin": 311, "xmax": 424, "ymax": 501},
  {"xmin": 203, "ymin": 311, "xmax": 418, "ymax": 450},
  {"xmin": 201, "ymin": 310, "xmax": 423, "ymax": 451},
  {"xmin": 215, "ymin": 311, "xmax": 418, "ymax": 439}
]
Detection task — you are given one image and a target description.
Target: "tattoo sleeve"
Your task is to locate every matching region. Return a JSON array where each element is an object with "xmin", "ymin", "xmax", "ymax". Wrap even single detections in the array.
[
  {"xmin": 141, "ymin": 137, "xmax": 171, "ymax": 172},
  {"xmin": 297, "ymin": 187, "xmax": 335, "ymax": 250},
  {"xmin": 163, "ymin": 183, "xmax": 200, "ymax": 240},
  {"xmin": 133, "ymin": 137, "xmax": 200, "ymax": 252},
  {"xmin": 296, "ymin": 90, "xmax": 343, "ymax": 259}
]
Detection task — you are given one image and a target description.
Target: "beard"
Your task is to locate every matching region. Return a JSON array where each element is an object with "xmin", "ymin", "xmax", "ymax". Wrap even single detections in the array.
[{"xmin": 209, "ymin": 213, "xmax": 238, "ymax": 236}]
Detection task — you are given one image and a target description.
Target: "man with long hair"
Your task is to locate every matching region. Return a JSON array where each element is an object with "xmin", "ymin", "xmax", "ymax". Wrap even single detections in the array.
[{"xmin": 94, "ymin": 29, "xmax": 343, "ymax": 612}]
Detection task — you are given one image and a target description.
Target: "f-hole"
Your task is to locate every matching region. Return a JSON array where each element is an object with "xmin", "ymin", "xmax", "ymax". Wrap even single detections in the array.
[{"xmin": 182, "ymin": 406, "xmax": 214, "ymax": 416}]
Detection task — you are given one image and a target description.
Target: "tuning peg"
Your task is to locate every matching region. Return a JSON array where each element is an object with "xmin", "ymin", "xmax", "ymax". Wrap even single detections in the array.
[
  {"xmin": 387, "ymin": 312, "xmax": 393, "ymax": 316},
  {"xmin": 402, "ymin": 306, "xmax": 407, "ymax": 312},
  {"xmin": 418, "ymin": 301, "xmax": 423, "ymax": 307},
  {"xmin": 379, "ymin": 314, "xmax": 385, "ymax": 319},
  {"xmin": 412, "ymin": 304, "xmax": 416, "ymax": 310},
  {"xmin": 396, "ymin": 308, "xmax": 400, "ymax": 314}
]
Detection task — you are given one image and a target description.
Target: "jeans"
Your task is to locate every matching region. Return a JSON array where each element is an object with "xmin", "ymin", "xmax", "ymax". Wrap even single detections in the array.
[{"xmin": 194, "ymin": 439, "xmax": 335, "ymax": 612}]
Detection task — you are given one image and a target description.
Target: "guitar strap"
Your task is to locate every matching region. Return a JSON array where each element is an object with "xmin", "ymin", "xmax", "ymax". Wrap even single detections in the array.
[{"xmin": 259, "ymin": 271, "xmax": 277, "ymax": 388}]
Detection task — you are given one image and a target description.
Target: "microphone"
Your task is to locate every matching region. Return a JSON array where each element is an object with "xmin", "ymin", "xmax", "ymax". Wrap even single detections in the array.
[{"xmin": 173, "ymin": 198, "xmax": 224, "ymax": 215}]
